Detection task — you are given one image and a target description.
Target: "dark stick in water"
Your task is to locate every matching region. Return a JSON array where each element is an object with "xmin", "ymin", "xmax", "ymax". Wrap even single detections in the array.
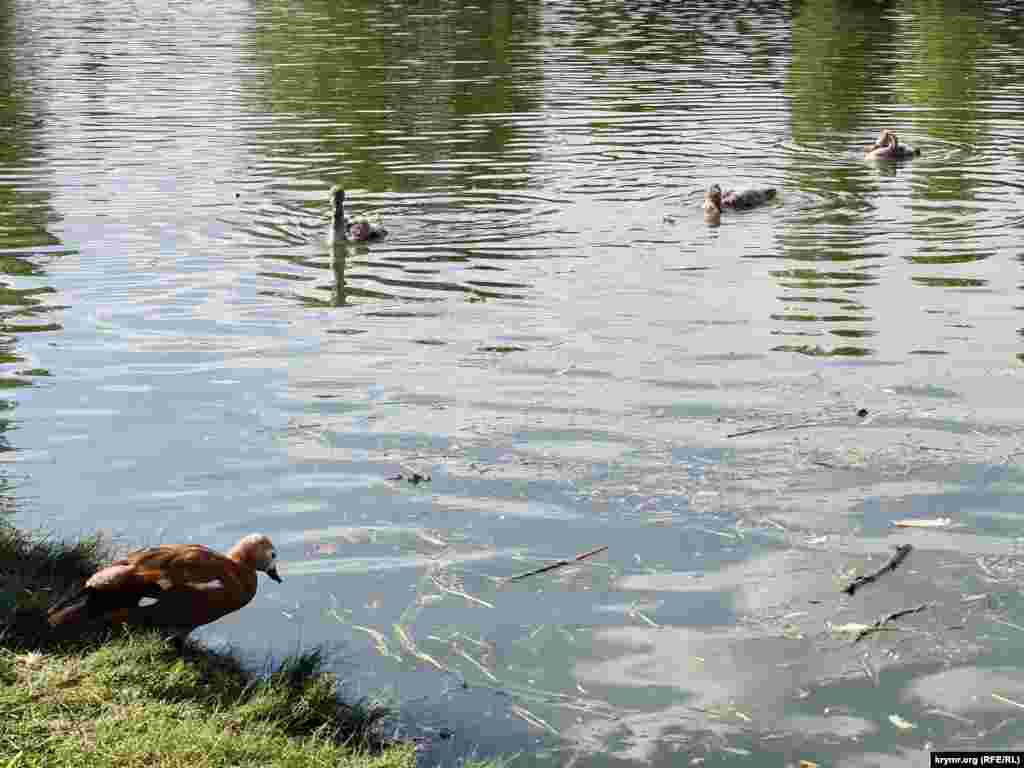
[
  {"xmin": 843, "ymin": 544, "xmax": 913, "ymax": 596},
  {"xmin": 504, "ymin": 545, "xmax": 609, "ymax": 584},
  {"xmin": 854, "ymin": 602, "xmax": 931, "ymax": 643}
]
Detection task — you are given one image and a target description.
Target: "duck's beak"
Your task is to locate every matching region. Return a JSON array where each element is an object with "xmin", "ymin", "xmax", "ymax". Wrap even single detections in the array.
[{"xmin": 267, "ymin": 566, "xmax": 282, "ymax": 583}]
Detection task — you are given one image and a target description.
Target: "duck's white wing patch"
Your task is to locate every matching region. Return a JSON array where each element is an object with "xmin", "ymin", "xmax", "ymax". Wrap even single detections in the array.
[
  {"xmin": 186, "ymin": 578, "xmax": 224, "ymax": 592},
  {"xmin": 138, "ymin": 597, "xmax": 159, "ymax": 608}
]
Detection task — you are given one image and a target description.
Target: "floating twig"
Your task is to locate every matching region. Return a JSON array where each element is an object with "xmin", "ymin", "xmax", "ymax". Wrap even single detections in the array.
[
  {"xmin": 455, "ymin": 648, "xmax": 499, "ymax": 683},
  {"xmin": 992, "ymin": 618, "xmax": 1024, "ymax": 633},
  {"xmin": 728, "ymin": 408, "xmax": 870, "ymax": 439},
  {"xmin": 503, "ymin": 545, "xmax": 609, "ymax": 584},
  {"xmin": 430, "ymin": 575, "xmax": 494, "ymax": 609},
  {"xmin": 859, "ymin": 654, "xmax": 879, "ymax": 686},
  {"xmin": 394, "ymin": 623, "xmax": 446, "ymax": 671},
  {"xmin": 388, "ymin": 470, "xmax": 431, "ymax": 485},
  {"xmin": 510, "ymin": 704, "xmax": 560, "ymax": 736},
  {"xmin": 351, "ymin": 624, "xmax": 400, "ymax": 661},
  {"xmin": 854, "ymin": 603, "xmax": 931, "ymax": 643},
  {"xmin": 992, "ymin": 692, "xmax": 1024, "ymax": 711},
  {"xmin": 893, "ymin": 518, "xmax": 952, "ymax": 529},
  {"xmin": 843, "ymin": 544, "xmax": 913, "ymax": 596},
  {"xmin": 896, "ymin": 442, "xmax": 960, "ymax": 453},
  {"xmin": 726, "ymin": 420, "xmax": 826, "ymax": 439},
  {"xmin": 628, "ymin": 602, "xmax": 660, "ymax": 628}
]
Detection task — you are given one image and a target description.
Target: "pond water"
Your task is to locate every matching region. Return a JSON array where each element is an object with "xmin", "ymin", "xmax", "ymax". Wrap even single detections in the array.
[{"xmin": 4, "ymin": 0, "xmax": 1024, "ymax": 763}]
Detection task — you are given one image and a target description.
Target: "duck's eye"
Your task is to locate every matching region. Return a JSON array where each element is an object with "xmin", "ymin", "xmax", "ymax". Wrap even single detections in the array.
[{"xmin": 271, "ymin": 551, "xmax": 277, "ymax": 560}]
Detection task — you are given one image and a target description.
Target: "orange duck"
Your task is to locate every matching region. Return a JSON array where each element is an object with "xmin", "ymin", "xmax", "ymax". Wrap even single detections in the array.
[{"xmin": 48, "ymin": 534, "xmax": 281, "ymax": 643}]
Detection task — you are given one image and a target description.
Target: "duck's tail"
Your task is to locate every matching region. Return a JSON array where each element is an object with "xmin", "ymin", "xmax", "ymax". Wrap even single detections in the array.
[
  {"xmin": 47, "ymin": 589, "xmax": 92, "ymax": 626},
  {"xmin": 47, "ymin": 586, "xmax": 149, "ymax": 627}
]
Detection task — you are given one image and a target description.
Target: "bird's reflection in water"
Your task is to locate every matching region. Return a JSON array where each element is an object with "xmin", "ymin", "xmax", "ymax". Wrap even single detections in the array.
[{"xmin": 330, "ymin": 241, "xmax": 351, "ymax": 307}]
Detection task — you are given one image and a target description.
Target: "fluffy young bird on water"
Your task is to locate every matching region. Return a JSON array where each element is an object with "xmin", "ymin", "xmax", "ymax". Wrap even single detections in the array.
[{"xmin": 702, "ymin": 183, "xmax": 777, "ymax": 223}]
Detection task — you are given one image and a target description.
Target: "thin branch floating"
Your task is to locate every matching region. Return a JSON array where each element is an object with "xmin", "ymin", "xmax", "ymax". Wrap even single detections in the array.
[
  {"xmin": 728, "ymin": 409, "xmax": 871, "ymax": 439},
  {"xmin": 854, "ymin": 603, "xmax": 931, "ymax": 642},
  {"xmin": 843, "ymin": 544, "xmax": 913, "ymax": 596},
  {"xmin": 503, "ymin": 545, "xmax": 609, "ymax": 584},
  {"xmin": 726, "ymin": 420, "xmax": 826, "ymax": 439}
]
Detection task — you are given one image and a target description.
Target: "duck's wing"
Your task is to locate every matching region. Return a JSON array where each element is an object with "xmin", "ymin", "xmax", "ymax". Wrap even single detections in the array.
[
  {"xmin": 48, "ymin": 545, "xmax": 237, "ymax": 628},
  {"xmin": 112, "ymin": 545, "xmax": 256, "ymax": 631},
  {"xmin": 87, "ymin": 545, "xmax": 230, "ymax": 591}
]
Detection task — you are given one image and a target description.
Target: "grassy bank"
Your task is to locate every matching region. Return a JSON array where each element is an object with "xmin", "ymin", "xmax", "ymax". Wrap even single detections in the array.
[{"xmin": 0, "ymin": 520, "xmax": 415, "ymax": 768}]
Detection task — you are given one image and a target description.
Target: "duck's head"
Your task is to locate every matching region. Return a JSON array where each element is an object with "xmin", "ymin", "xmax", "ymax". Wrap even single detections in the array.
[
  {"xmin": 348, "ymin": 220, "xmax": 373, "ymax": 241},
  {"xmin": 703, "ymin": 184, "xmax": 723, "ymax": 212},
  {"xmin": 230, "ymin": 533, "xmax": 282, "ymax": 583}
]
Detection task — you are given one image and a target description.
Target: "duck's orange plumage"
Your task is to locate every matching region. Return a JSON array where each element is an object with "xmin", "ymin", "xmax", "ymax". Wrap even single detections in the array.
[{"xmin": 47, "ymin": 534, "xmax": 281, "ymax": 640}]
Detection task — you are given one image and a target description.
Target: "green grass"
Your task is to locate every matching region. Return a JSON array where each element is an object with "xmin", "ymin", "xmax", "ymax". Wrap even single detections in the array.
[{"xmin": 0, "ymin": 519, "xmax": 416, "ymax": 768}]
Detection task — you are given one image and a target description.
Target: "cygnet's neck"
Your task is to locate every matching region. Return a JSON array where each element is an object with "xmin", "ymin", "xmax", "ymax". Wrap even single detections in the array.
[{"xmin": 330, "ymin": 201, "xmax": 347, "ymax": 243}]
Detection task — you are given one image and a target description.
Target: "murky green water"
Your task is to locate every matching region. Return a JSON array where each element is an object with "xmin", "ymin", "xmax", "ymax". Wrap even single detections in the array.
[{"xmin": 4, "ymin": 0, "xmax": 1024, "ymax": 763}]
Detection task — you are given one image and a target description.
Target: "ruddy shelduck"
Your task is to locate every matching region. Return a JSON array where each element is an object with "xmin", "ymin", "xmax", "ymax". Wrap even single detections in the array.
[
  {"xmin": 329, "ymin": 186, "xmax": 387, "ymax": 243},
  {"xmin": 47, "ymin": 534, "xmax": 282, "ymax": 641},
  {"xmin": 703, "ymin": 183, "xmax": 777, "ymax": 223},
  {"xmin": 865, "ymin": 129, "xmax": 920, "ymax": 161}
]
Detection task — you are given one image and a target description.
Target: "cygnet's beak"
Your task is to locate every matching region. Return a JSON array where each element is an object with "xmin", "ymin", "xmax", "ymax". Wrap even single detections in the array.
[{"xmin": 267, "ymin": 566, "xmax": 282, "ymax": 583}]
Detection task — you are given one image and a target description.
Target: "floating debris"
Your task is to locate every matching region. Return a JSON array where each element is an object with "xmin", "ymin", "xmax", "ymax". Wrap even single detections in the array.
[
  {"xmin": 853, "ymin": 603, "xmax": 931, "ymax": 643},
  {"xmin": 455, "ymin": 648, "xmax": 499, "ymax": 683},
  {"xmin": 892, "ymin": 518, "xmax": 953, "ymax": 529},
  {"xmin": 924, "ymin": 708, "xmax": 975, "ymax": 725},
  {"xmin": 888, "ymin": 714, "xmax": 916, "ymax": 730},
  {"xmin": 992, "ymin": 692, "xmax": 1024, "ymax": 711},
  {"xmin": 388, "ymin": 470, "xmax": 431, "ymax": 485},
  {"xmin": 827, "ymin": 622, "xmax": 874, "ymax": 637},
  {"xmin": 992, "ymin": 618, "xmax": 1024, "ymax": 633},
  {"xmin": 843, "ymin": 544, "xmax": 913, "ymax": 596},
  {"xmin": 394, "ymin": 624, "xmax": 446, "ymax": 671},
  {"xmin": 628, "ymin": 602, "xmax": 660, "ymax": 628},
  {"xmin": 510, "ymin": 704, "xmax": 560, "ymax": 736},
  {"xmin": 503, "ymin": 545, "xmax": 609, "ymax": 584},
  {"xmin": 351, "ymin": 624, "xmax": 399, "ymax": 661},
  {"xmin": 429, "ymin": 574, "xmax": 494, "ymax": 609},
  {"xmin": 415, "ymin": 529, "xmax": 449, "ymax": 548}
]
